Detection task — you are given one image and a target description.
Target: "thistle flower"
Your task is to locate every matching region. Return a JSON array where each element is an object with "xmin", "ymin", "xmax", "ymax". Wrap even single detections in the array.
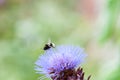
[{"xmin": 35, "ymin": 45, "xmax": 91, "ymax": 80}]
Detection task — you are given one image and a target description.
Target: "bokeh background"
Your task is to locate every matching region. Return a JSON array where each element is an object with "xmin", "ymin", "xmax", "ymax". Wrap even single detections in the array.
[{"xmin": 0, "ymin": 0, "xmax": 120, "ymax": 80}]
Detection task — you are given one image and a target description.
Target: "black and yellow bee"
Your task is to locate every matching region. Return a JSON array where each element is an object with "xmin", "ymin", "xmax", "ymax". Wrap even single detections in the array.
[{"xmin": 43, "ymin": 39, "xmax": 55, "ymax": 50}]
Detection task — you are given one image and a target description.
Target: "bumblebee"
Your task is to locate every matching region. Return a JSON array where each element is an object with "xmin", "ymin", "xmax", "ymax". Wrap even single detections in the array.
[{"xmin": 43, "ymin": 39, "xmax": 55, "ymax": 50}]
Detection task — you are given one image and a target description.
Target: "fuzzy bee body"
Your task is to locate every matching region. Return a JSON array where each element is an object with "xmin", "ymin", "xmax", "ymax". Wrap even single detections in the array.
[{"xmin": 43, "ymin": 42, "xmax": 55, "ymax": 50}]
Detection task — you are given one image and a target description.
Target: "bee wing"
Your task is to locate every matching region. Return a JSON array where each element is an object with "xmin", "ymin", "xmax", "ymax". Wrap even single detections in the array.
[{"xmin": 48, "ymin": 38, "xmax": 51, "ymax": 43}]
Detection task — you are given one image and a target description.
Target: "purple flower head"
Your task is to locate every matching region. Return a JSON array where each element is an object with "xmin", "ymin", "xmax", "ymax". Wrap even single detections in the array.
[{"xmin": 35, "ymin": 45, "xmax": 90, "ymax": 80}]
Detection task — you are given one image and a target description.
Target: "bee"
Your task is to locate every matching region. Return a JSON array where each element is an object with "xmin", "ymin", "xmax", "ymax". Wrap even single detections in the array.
[{"xmin": 43, "ymin": 39, "xmax": 55, "ymax": 50}]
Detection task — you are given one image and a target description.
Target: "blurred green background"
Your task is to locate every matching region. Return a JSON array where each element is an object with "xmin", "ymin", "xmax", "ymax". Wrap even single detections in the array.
[{"xmin": 0, "ymin": 0, "xmax": 120, "ymax": 80}]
